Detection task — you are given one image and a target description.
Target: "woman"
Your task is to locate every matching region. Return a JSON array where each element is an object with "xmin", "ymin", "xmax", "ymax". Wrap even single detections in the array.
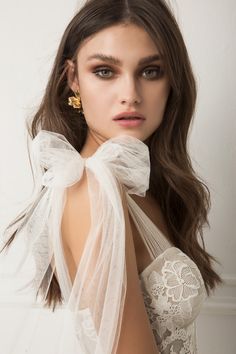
[{"xmin": 0, "ymin": 0, "xmax": 222, "ymax": 353}]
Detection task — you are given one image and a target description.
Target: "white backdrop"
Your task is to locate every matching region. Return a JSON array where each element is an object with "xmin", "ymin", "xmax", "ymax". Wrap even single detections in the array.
[{"xmin": 0, "ymin": 1, "xmax": 235, "ymax": 353}]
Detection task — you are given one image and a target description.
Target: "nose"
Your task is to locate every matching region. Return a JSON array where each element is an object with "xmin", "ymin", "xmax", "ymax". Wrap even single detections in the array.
[{"xmin": 119, "ymin": 76, "xmax": 142, "ymax": 105}]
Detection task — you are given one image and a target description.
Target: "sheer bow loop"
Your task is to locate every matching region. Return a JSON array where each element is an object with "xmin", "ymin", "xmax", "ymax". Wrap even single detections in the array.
[{"xmin": 32, "ymin": 130, "xmax": 85, "ymax": 188}]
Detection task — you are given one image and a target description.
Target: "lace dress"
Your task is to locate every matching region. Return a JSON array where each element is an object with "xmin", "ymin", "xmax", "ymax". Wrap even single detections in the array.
[{"xmin": 0, "ymin": 130, "xmax": 206, "ymax": 354}]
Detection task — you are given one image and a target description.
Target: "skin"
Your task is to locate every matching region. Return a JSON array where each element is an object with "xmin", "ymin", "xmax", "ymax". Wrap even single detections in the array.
[{"xmin": 67, "ymin": 22, "xmax": 171, "ymax": 157}]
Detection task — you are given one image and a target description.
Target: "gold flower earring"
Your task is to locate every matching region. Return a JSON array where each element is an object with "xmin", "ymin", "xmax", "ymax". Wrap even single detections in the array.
[{"xmin": 68, "ymin": 90, "xmax": 83, "ymax": 113}]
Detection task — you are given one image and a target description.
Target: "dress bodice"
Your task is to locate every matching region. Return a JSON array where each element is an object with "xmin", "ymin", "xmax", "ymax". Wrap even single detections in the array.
[{"xmin": 126, "ymin": 194, "xmax": 207, "ymax": 354}]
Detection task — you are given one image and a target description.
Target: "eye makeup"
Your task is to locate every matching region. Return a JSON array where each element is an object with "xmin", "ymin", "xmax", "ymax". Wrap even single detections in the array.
[{"xmin": 91, "ymin": 65, "xmax": 165, "ymax": 80}]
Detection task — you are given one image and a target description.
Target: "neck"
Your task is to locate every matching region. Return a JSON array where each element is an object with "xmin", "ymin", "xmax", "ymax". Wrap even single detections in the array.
[{"xmin": 80, "ymin": 130, "xmax": 103, "ymax": 158}]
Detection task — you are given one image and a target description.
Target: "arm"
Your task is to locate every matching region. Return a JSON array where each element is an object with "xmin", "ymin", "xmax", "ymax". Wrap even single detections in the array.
[{"xmin": 61, "ymin": 174, "xmax": 159, "ymax": 353}]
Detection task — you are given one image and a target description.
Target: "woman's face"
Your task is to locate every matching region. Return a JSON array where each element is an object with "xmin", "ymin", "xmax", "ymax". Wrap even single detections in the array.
[{"xmin": 67, "ymin": 23, "xmax": 170, "ymax": 155}]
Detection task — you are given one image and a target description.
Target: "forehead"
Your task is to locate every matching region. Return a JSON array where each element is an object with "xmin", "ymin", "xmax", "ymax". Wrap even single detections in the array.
[{"xmin": 77, "ymin": 23, "xmax": 160, "ymax": 62}]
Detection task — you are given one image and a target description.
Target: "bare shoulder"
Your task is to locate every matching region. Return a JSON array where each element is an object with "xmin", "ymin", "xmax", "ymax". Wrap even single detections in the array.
[
  {"xmin": 129, "ymin": 191, "xmax": 172, "ymax": 275},
  {"xmin": 131, "ymin": 191, "xmax": 171, "ymax": 241}
]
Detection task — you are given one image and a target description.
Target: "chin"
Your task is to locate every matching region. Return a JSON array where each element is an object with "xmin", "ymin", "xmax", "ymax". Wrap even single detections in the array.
[{"xmin": 114, "ymin": 131, "xmax": 147, "ymax": 141}]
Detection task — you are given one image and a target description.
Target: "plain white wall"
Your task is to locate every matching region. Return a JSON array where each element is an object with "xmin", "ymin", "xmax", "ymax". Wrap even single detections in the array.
[
  {"xmin": 176, "ymin": 0, "xmax": 236, "ymax": 278},
  {"xmin": 0, "ymin": 1, "xmax": 235, "ymax": 353},
  {"xmin": 0, "ymin": 0, "xmax": 80, "ymax": 227}
]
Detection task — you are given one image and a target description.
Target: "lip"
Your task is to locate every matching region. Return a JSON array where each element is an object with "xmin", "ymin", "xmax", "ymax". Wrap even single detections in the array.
[
  {"xmin": 114, "ymin": 119, "xmax": 145, "ymax": 127},
  {"xmin": 112, "ymin": 111, "xmax": 146, "ymax": 121}
]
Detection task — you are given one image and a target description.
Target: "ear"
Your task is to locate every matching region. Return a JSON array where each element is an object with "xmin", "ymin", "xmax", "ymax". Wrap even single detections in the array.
[{"xmin": 66, "ymin": 59, "xmax": 80, "ymax": 92}]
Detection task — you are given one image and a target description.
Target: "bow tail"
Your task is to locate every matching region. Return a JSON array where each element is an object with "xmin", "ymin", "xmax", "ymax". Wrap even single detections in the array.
[
  {"xmin": 51, "ymin": 186, "xmax": 73, "ymax": 300},
  {"xmin": 56, "ymin": 160, "xmax": 127, "ymax": 354}
]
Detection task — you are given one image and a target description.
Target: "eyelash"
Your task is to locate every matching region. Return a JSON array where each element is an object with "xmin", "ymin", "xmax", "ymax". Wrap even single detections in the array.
[{"xmin": 92, "ymin": 66, "xmax": 164, "ymax": 80}]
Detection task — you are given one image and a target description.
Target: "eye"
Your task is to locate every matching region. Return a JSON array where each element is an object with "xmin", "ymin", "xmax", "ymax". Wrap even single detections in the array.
[
  {"xmin": 93, "ymin": 67, "xmax": 113, "ymax": 79},
  {"xmin": 142, "ymin": 66, "xmax": 164, "ymax": 80},
  {"xmin": 92, "ymin": 65, "xmax": 164, "ymax": 80}
]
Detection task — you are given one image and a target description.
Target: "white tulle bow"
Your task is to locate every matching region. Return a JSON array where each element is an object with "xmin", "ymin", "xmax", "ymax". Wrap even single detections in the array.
[
  {"xmin": 1, "ymin": 130, "xmax": 151, "ymax": 354},
  {"xmin": 32, "ymin": 130, "xmax": 150, "ymax": 193}
]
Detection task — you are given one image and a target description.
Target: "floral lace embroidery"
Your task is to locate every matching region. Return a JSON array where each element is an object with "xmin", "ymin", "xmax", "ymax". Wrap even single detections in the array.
[
  {"xmin": 163, "ymin": 260, "xmax": 201, "ymax": 302},
  {"xmin": 140, "ymin": 247, "xmax": 206, "ymax": 354}
]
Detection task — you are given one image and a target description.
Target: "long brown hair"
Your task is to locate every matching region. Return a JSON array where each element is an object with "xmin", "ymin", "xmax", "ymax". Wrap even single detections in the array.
[{"xmin": 1, "ymin": 0, "xmax": 222, "ymax": 310}]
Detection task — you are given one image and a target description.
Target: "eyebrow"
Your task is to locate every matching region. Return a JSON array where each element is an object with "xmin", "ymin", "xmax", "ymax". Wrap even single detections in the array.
[{"xmin": 87, "ymin": 53, "xmax": 161, "ymax": 66}]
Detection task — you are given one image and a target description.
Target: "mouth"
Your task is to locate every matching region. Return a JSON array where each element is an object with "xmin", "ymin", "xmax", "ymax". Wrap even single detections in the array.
[
  {"xmin": 114, "ymin": 117, "xmax": 143, "ymax": 121},
  {"xmin": 113, "ymin": 112, "xmax": 146, "ymax": 120},
  {"xmin": 113, "ymin": 117, "xmax": 145, "ymax": 127},
  {"xmin": 112, "ymin": 111, "xmax": 146, "ymax": 127}
]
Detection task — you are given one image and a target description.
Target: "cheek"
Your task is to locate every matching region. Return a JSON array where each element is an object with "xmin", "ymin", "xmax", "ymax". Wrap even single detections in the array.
[
  {"xmin": 81, "ymin": 78, "xmax": 110, "ymax": 105},
  {"xmin": 80, "ymin": 85, "xmax": 109, "ymax": 124},
  {"xmin": 80, "ymin": 85, "xmax": 101, "ymax": 114},
  {"xmin": 153, "ymin": 83, "xmax": 170, "ymax": 111}
]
